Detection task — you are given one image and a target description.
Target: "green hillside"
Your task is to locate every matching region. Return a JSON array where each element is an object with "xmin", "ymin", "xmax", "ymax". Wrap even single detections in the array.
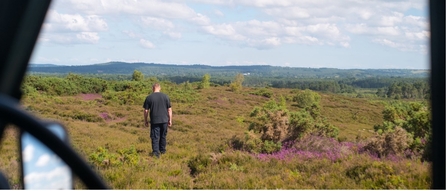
[
  {"xmin": 29, "ymin": 62, "xmax": 429, "ymax": 78},
  {"xmin": 0, "ymin": 74, "xmax": 431, "ymax": 189}
]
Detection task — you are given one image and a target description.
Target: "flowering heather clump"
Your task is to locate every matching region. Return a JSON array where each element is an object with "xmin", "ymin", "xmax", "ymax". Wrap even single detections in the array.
[
  {"xmin": 256, "ymin": 135, "xmax": 415, "ymax": 163},
  {"xmin": 257, "ymin": 135, "xmax": 363, "ymax": 162},
  {"xmin": 100, "ymin": 112, "xmax": 111, "ymax": 121}
]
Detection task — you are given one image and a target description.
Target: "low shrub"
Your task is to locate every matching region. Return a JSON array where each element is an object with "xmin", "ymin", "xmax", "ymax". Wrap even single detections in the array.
[
  {"xmin": 250, "ymin": 88, "xmax": 273, "ymax": 98},
  {"xmin": 363, "ymin": 127, "xmax": 412, "ymax": 158},
  {"xmin": 345, "ymin": 162, "xmax": 411, "ymax": 189},
  {"xmin": 187, "ymin": 154, "xmax": 211, "ymax": 176},
  {"xmin": 229, "ymin": 131, "xmax": 281, "ymax": 154},
  {"xmin": 89, "ymin": 146, "xmax": 140, "ymax": 169}
]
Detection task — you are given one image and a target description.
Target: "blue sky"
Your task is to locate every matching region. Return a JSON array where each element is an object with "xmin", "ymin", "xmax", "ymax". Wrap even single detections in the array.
[
  {"xmin": 30, "ymin": 0, "xmax": 429, "ymax": 69},
  {"xmin": 21, "ymin": 124, "xmax": 71, "ymax": 189}
]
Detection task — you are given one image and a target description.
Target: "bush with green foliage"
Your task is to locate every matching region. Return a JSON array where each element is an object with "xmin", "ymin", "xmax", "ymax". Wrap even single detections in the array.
[
  {"xmin": 363, "ymin": 127, "xmax": 413, "ymax": 158},
  {"xmin": 66, "ymin": 73, "xmax": 108, "ymax": 93},
  {"xmin": 229, "ymin": 73, "xmax": 244, "ymax": 92},
  {"xmin": 89, "ymin": 146, "xmax": 140, "ymax": 169},
  {"xmin": 198, "ymin": 74, "xmax": 211, "ymax": 89},
  {"xmin": 372, "ymin": 101, "xmax": 431, "ymax": 160},
  {"xmin": 236, "ymin": 96, "xmax": 338, "ymax": 154},
  {"xmin": 132, "ymin": 70, "xmax": 144, "ymax": 81},
  {"xmin": 249, "ymin": 98, "xmax": 288, "ymax": 142},
  {"xmin": 22, "ymin": 74, "xmax": 109, "ymax": 96},
  {"xmin": 229, "ymin": 131, "xmax": 282, "ymax": 154},
  {"xmin": 287, "ymin": 106, "xmax": 339, "ymax": 140},
  {"xmin": 293, "ymin": 89, "xmax": 321, "ymax": 108},
  {"xmin": 102, "ymin": 90, "xmax": 143, "ymax": 105},
  {"xmin": 250, "ymin": 88, "xmax": 273, "ymax": 98},
  {"xmin": 187, "ymin": 153, "xmax": 211, "ymax": 176},
  {"xmin": 166, "ymin": 83, "xmax": 199, "ymax": 104}
]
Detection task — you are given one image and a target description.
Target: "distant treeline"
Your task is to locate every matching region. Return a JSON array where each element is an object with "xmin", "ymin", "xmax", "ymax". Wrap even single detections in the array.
[
  {"xmin": 163, "ymin": 75, "xmax": 430, "ymax": 99},
  {"xmin": 29, "ymin": 62, "xmax": 429, "ymax": 79},
  {"xmin": 376, "ymin": 81, "xmax": 430, "ymax": 99},
  {"xmin": 22, "ymin": 73, "xmax": 429, "ymax": 100}
]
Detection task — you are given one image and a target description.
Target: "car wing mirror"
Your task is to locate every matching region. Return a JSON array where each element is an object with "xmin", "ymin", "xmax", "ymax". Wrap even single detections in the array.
[{"xmin": 20, "ymin": 122, "xmax": 73, "ymax": 189}]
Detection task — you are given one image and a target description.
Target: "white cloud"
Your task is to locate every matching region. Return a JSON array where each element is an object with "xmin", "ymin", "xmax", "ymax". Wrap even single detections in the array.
[
  {"xmin": 208, "ymin": 0, "xmax": 427, "ymax": 51},
  {"xmin": 202, "ymin": 24, "xmax": 246, "ymax": 41},
  {"xmin": 358, "ymin": 10, "xmax": 373, "ymax": 20},
  {"xmin": 379, "ymin": 12, "xmax": 404, "ymax": 26},
  {"xmin": 24, "ymin": 166, "xmax": 71, "ymax": 189},
  {"xmin": 238, "ymin": 0, "xmax": 294, "ymax": 7},
  {"xmin": 45, "ymin": 10, "xmax": 108, "ymax": 32},
  {"xmin": 140, "ymin": 17, "xmax": 175, "ymax": 30},
  {"xmin": 38, "ymin": 33, "xmax": 70, "ymax": 44},
  {"xmin": 373, "ymin": 38, "xmax": 402, "ymax": 49},
  {"xmin": 44, "ymin": 0, "xmax": 428, "ymax": 53},
  {"xmin": 23, "ymin": 145, "xmax": 34, "ymax": 162},
  {"xmin": 250, "ymin": 37, "xmax": 281, "ymax": 49},
  {"xmin": 63, "ymin": 0, "xmax": 201, "ymax": 19},
  {"xmin": 372, "ymin": 38, "xmax": 425, "ymax": 52},
  {"xmin": 39, "ymin": 10, "xmax": 106, "ymax": 44},
  {"xmin": 377, "ymin": 26, "xmax": 401, "ymax": 36},
  {"xmin": 139, "ymin": 39, "xmax": 156, "ymax": 49},
  {"xmin": 140, "ymin": 17, "xmax": 183, "ymax": 40},
  {"xmin": 404, "ymin": 15, "xmax": 428, "ymax": 28},
  {"xmin": 306, "ymin": 23, "xmax": 341, "ymax": 37},
  {"xmin": 264, "ymin": 7, "xmax": 310, "ymax": 19},
  {"xmin": 190, "ymin": 13, "xmax": 211, "ymax": 25},
  {"xmin": 36, "ymin": 154, "xmax": 51, "ymax": 167},
  {"xmin": 202, "ymin": 20, "xmax": 350, "ymax": 49},
  {"xmin": 76, "ymin": 32, "xmax": 100, "ymax": 43},
  {"xmin": 282, "ymin": 35, "xmax": 319, "ymax": 45},
  {"xmin": 405, "ymin": 30, "xmax": 429, "ymax": 40}
]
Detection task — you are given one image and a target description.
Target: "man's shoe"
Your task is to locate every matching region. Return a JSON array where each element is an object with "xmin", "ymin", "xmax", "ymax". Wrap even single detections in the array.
[{"xmin": 150, "ymin": 153, "xmax": 160, "ymax": 158}]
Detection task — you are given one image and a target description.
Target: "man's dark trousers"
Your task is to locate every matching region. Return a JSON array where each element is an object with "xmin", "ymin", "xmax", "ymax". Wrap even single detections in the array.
[{"xmin": 150, "ymin": 123, "xmax": 167, "ymax": 157}]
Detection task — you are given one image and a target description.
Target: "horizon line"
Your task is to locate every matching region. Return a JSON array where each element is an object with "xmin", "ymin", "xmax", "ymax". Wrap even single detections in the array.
[{"xmin": 30, "ymin": 62, "xmax": 430, "ymax": 70}]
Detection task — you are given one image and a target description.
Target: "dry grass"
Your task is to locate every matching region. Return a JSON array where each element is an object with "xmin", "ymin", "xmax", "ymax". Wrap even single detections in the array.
[{"xmin": 0, "ymin": 85, "xmax": 430, "ymax": 189}]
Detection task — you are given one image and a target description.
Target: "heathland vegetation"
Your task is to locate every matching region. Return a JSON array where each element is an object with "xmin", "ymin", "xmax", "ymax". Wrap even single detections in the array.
[{"xmin": 0, "ymin": 70, "xmax": 431, "ymax": 189}]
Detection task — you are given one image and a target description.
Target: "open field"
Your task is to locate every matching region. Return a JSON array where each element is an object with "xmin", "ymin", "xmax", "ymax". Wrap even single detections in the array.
[{"xmin": 0, "ymin": 83, "xmax": 431, "ymax": 189}]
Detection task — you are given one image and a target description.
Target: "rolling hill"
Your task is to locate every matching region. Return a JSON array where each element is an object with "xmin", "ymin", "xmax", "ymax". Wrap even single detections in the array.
[{"xmin": 29, "ymin": 62, "xmax": 429, "ymax": 79}]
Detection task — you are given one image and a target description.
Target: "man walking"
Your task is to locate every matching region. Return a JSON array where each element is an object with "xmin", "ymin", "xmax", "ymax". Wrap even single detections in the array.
[{"xmin": 143, "ymin": 83, "xmax": 172, "ymax": 158}]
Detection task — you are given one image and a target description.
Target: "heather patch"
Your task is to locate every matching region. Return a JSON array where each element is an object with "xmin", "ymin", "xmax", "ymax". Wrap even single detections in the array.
[
  {"xmin": 256, "ymin": 135, "xmax": 418, "ymax": 163},
  {"xmin": 80, "ymin": 93, "xmax": 102, "ymax": 101},
  {"xmin": 257, "ymin": 136, "xmax": 362, "ymax": 162},
  {"xmin": 100, "ymin": 112, "xmax": 112, "ymax": 121},
  {"xmin": 99, "ymin": 112, "xmax": 127, "ymax": 123}
]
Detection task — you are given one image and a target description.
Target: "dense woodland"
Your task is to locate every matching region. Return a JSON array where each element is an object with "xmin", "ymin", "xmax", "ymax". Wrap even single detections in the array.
[
  {"xmin": 24, "ymin": 70, "xmax": 430, "ymax": 99},
  {"xmin": 0, "ymin": 70, "xmax": 432, "ymax": 189},
  {"xmin": 29, "ymin": 62, "xmax": 429, "ymax": 79},
  {"xmin": 28, "ymin": 62, "xmax": 430, "ymax": 99}
]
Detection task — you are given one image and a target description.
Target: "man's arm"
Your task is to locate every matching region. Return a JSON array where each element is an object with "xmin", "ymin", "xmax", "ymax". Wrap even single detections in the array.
[
  {"xmin": 168, "ymin": 107, "xmax": 172, "ymax": 127},
  {"xmin": 144, "ymin": 109, "xmax": 149, "ymax": 127}
]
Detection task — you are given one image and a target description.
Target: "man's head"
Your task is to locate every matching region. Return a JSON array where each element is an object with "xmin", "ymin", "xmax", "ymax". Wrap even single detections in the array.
[{"xmin": 152, "ymin": 83, "xmax": 161, "ymax": 92}]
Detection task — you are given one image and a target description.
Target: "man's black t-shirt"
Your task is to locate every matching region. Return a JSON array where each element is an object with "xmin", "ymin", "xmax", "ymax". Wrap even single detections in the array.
[{"xmin": 143, "ymin": 92, "xmax": 171, "ymax": 124}]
